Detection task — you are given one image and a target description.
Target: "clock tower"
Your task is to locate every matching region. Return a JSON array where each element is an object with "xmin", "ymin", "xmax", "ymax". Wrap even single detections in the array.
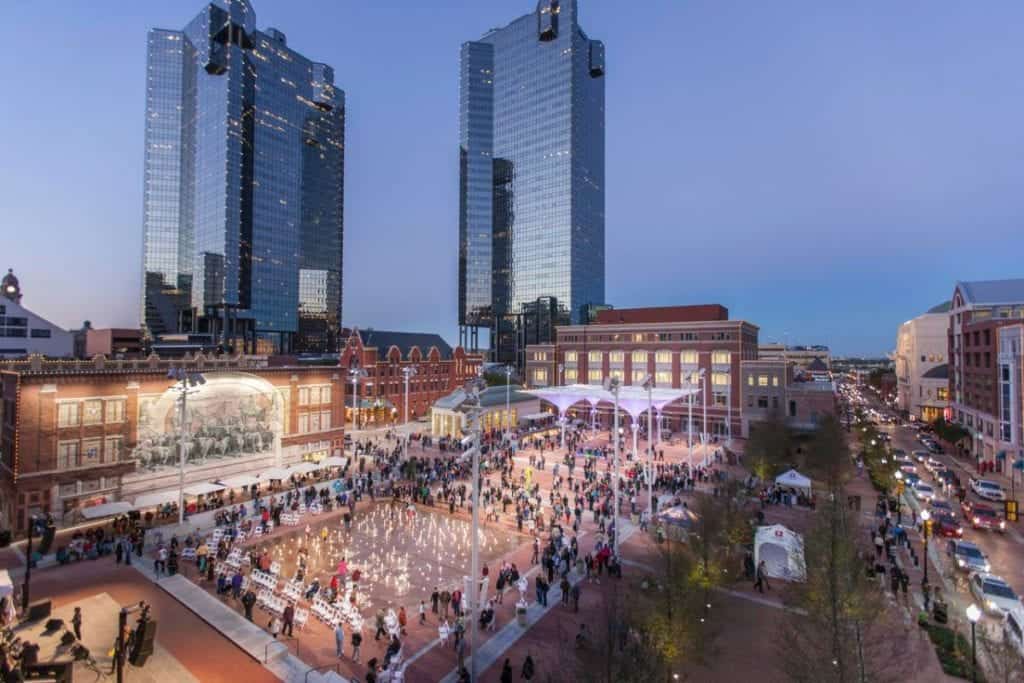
[{"xmin": 1, "ymin": 269, "xmax": 21, "ymax": 304}]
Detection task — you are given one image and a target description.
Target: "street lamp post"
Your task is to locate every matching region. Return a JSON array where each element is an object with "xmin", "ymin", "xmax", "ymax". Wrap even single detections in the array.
[
  {"xmin": 464, "ymin": 371, "xmax": 487, "ymax": 682},
  {"xmin": 504, "ymin": 365, "xmax": 513, "ymax": 441},
  {"xmin": 604, "ymin": 376, "xmax": 622, "ymax": 559},
  {"xmin": 401, "ymin": 366, "xmax": 418, "ymax": 425},
  {"xmin": 966, "ymin": 603, "xmax": 981, "ymax": 683},
  {"xmin": 894, "ymin": 470, "xmax": 904, "ymax": 525},
  {"xmin": 642, "ymin": 375, "xmax": 655, "ymax": 516},
  {"xmin": 168, "ymin": 368, "xmax": 205, "ymax": 526},
  {"xmin": 920, "ymin": 509, "xmax": 931, "ymax": 583},
  {"xmin": 631, "ymin": 422, "xmax": 639, "ymax": 464}
]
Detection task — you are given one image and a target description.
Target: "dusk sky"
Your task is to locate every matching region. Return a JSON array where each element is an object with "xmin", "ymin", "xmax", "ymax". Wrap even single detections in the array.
[{"xmin": 3, "ymin": 0, "xmax": 1022, "ymax": 356}]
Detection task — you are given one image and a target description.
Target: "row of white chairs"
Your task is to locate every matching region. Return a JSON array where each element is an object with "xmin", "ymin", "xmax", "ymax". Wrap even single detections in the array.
[{"xmin": 281, "ymin": 513, "xmax": 300, "ymax": 527}]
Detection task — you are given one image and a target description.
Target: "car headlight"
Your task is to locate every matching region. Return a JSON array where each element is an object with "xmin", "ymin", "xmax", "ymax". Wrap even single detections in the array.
[
  {"xmin": 973, "ymin": 517, "xmax": 980, "ymax": 524},
  {"xmin": 957, "ymin": 558, "xmax": 966, "ymax": 567},
  {"xmin": 984, "ymin": 563, "xmax": 991, "ymax": 572},
  {"xmin": 1000, "ymin": 521, "xmax": 1006, "ymax": 529},
  {"xmin": 987, "ymin": 599, "xmax": 998, "ymax": 611}
]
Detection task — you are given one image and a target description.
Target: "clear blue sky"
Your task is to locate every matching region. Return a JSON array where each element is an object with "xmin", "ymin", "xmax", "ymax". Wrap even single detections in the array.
[{"xmin": 2, "ymin": 1, "xmax": 1022, "ymax": 356}]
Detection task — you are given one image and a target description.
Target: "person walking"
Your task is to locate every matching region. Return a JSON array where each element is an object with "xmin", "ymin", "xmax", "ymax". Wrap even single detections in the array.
[
  {"xmin": 754, "ymin": 560, "xmax": 770, "ymax": 593},
  {"xmin": 431, "ymin": 587, "xmax": 440, "ymax": 615},
  {"xmin": 440, "ymin": 589, "xmax": 451, "ymax": 619},
  {"xmin": 242, "ymin": 589, "xmax": 256, "ymax": 621},
  {"xmin": 500, "ymin": 658, "xmax": 513, "ymax": 683},
  {"xmin": 334, "ymin": 622, "xmax": 346, "ymax": 658},
  {"xmin": 71, "ymin": 607, "xmax": 83, "ymax": 641},
  {"xmin": 350, "ymin": 630, "xmax": 362, "ymax": 663},
  {"xmin": 374, "ymin": 608, "xmax": 387, "ymax": 641},
  {"xmin": 282, "ymin": 602, "xmax": 295, "ymax": 637},
  {"xmin": 521, "ymin": 653, "xmax": 536, "ymax": 680},
  {"xmin": 418, "ymin": 600, "xmax": 427, "ymax": 625}
]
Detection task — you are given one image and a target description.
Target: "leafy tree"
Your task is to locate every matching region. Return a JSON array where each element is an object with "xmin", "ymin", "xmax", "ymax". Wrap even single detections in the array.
[{"xmin": 747, "ymin": 410, "xmax": 795, "ymax": 480}]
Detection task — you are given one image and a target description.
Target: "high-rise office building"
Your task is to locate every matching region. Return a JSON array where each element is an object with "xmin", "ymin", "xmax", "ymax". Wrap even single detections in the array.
[
  {"xmin": 458, "ymin": 0, "xmax": 605, "ymax": 369},
  {"xmin": 141, "ymin": 0, "xmax": 344, "ymax": 354}
]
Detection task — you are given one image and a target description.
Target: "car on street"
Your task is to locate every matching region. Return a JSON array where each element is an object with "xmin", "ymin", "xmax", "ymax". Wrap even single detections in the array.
[
  {"xmin": 914, "ymin": 482, "xmax": 936, "ymax": 502},
  {"xmin": 1003, "ymin": 607, "xmax": 1024, "ymax": 659},
  {"xmin": 901, "ymin": 472, "xmax": 921, "ymax": 487},
  {"xmin": 970, "ymin": 478, "xmax": 1007, "ymax": 502},
  {"xmin": 930, "ymin": 499, "xmax": 956, "ymax": 518},
  {"xmin": 912, "ymin": 450, "xmax": 930, "ymax": 463},
  {"xmin": 933, "ymin": 513, "xmax": 963, "ymax": 538},
  {"xmin": 970, "ymin": 573, "xmax": 1021, "ymax": 616},
  {"xmin": 969, "ymin": 504, "xmax": 1006, "ymax": 532},
  {"xmin": 947, "ymin": 540, "xmax": 991, "ymax": 573},
  {"xmin": 923, "ymin": 456, "xmax": 944, "ymax": 473}
]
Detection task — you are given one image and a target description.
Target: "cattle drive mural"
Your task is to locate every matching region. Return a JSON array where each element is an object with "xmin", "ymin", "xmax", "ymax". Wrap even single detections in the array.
[{"xmin": 131, "ymin": 373, "xmax": 284, "ymax": 472}]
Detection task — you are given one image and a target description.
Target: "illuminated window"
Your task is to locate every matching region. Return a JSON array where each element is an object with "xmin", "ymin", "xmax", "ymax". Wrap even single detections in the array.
[
  {"xmin": 632, "ymin": 369, "xmax": 647, "ymax": 384},
  {"xmin": 609, "ymin": 351, "xmax": 624, "ymax": 364},
  {"xmin": 712, "ymin": 372, "xmax": 730, "ymax": 386},
  {"xmin": 82, "ymin": 400, "xmax": 103, "ymax": 426},
  {"xmin": 565, "ymin": 368, "xmax": 578, "ymax": 383},
  {"xmin": 712, "ymin": 350, "xmax": 731, "ymax": 365},
  {"xmin": 680, "ymin": 350, "xmax": 698, "ymax": 364},
  {"xmin": 534, "ymin": 351, "xmax": 548, "ymax": 361},
  {"xmin": 57, "ymin": 402, "xmax": 80, "ymax": 428},
  {"xmin": 609, "ymin": 369, "xmax": 624, "ymax": 381},
  {"xmin": 632, "ymin": 350, "xmax": 647, "ymax": 364},
  {"xmin": 655, "ymin": 351, "xmax": 672, "ymax": 364},
  {"xmin": 758, "ymin": 375, "xmax": 769, "ymax": 387},
  {"xmin": 747, "ymin": 376, "xmax": 754, "ymax": 386},
  {"xmin": 656, "ymin": 370, "xmax": 672, "ymax": 386},
  {"xmin": 565, "ymin": 351, "xmax": 578, "ymax": 363},
  {"xmin": 588, "ymin": 369, "xmax": 603, "ymax": 384},
  {"xmin": 533, "ymin": 368, "xmax": 549, "ymax": 385},
  {"xmin": 772, "ymin": 376, "xmax": 779, "ymax": 387},
  {"xmin": 588, "ymin": 351, "xmax": 602, "ymax": 364}
]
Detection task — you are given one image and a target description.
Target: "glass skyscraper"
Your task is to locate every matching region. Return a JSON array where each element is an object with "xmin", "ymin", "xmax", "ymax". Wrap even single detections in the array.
[
  {"xmin": 458, "ymin": 0, "xmax": 605, "ymax": 368},
  {"xmin": 142, "ymin": 0, "xmax": 344, "ymax": 354}
]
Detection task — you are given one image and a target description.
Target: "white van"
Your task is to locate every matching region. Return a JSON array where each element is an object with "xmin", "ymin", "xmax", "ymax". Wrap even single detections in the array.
[{"xmin": 1003, "ymin": 605, "xmax": 1024, "ymax": 659}]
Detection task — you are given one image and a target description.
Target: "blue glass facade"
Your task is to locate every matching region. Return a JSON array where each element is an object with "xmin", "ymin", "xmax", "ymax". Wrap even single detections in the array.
[
  {"xmin": 458, "ymin": 0, "xmax": 605, "ymax": 366},
  {"xmin": 142, "ymin": 0, "xmax": 344, "ymax": 353}
]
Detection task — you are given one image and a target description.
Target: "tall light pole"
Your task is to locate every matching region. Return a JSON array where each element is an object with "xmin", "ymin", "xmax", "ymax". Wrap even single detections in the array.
[
  {"xmin": 920, "ymin": 509, "xmax": 931, "ymax": 583},
  {"xmin": 504, "ymin": 365, "xmax": 513, "ymax": 441},
  {"xmin": 966, "ymin": 603, "xmax": 981, "ymax": 683},
  {"xmin": 168, "ymin": 368, "xmax": 205, "ymax": 526},
  {"xmin": 604, "ymin": 376, "xmax": 622, "ymax": 558},
  {"xmin": 687, "ymin": 381, "xmax": 694, "ymax": 462},
  {"xmin": 630, "ymin": 422, "xmax": 639, "ymax": 464},
  {"xmin": 401, "ymin": 365, "xmax": 418, "ymax": 425},
  {"xmin": 464, "ymin": 370, "xmax": 487, "ymax": 682},
  {"xmin": 349, "ymin": 365, "xmax": 367, "ymax": 431},
  {"xmin": 642, "ymin": 374, "xmax": 655, "ymax": 515}
]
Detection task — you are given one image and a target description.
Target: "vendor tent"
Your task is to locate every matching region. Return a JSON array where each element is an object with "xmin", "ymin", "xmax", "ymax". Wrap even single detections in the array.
[
  {"xmin": 217, "ymin": 474, "xmax": 260, "ymax": 489},
  {"xmin": 259, "ymin": 467, "xmax": 291, "ymax": 480},
  {"xmin": 657, "ymin": 504, "xmax": 700, "ymax": 541},
  {"xmin": 775, "ymin": 469, "xmax": 812, "ymax": 494},
  {"xmin": 754, "ymin": 524, "xmax": 806, "ymax": 581},
  {"xmin": 133, "ymin": 489, "xmax": 180, "ymax": 509},
  {"xmin": 0, "ymin": 570, "xmax": 12, "ymax": 600},
  {"xmin": 182, "ymin": 482, "xmax": 225, "ymax": 497},
  {"xmin": 289, "ymin": 462, "xmax": 318, "ymax": 475},
  {"xmin": 80, "ymin": 501, "xmax": 133, "ymax": 520},
  {"xmin": 321, "ymin": 456, "xmax": 348, "ymax": 468}
]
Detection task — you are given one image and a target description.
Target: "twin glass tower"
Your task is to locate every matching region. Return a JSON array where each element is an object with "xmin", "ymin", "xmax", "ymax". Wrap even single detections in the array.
[
  {"xmin": 141, "ymin": 0, "xmax": 344, "ymax": 354},
  {"xmin": 459, "ymin": 0, "xmax": 606, "ymax": 368}
]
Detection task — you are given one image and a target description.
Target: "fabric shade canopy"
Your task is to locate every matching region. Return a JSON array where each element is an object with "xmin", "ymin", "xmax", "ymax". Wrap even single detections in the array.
[
  {"xmin": 133, "ymin": 490, "xmax": 180, "ymax": 509},
  {"xmin": 321, "ymin": 456, "xmax": 348, "ymax": 468},
  {"xmin": 259, "ymin": 467, "xmax": 291, "ymax": 480},
  {"xmin": 521, "ymin": 412, "xmax": 556, "ymax": 421},
  {"xmin": 289, "ymin": 462, "xmax": 318, "ymax": 475},
  {"xmin": 754, "ymin": 524, "xmax": 806, "ymax": 582},
  {"xmin": 80, "ymin": 501, "xmax": 133, "ymax": 520},
  {"xmin": 217, "ymin": 474, "xmax": 260, "ymax": 489},
  {"xmin": 0, "ymin": 569, "xmax": 12, "ymax": 598},
  {"xmin": 182, "ymin": 482, "xmax": 225, "ymax": 497},
  {"xmin": 525, "ymin": 383, "xmax": 698, "ymax": 419},
  {"xmin": 775, "ymin": 469, "xmax": 812, "ymax": 493}
]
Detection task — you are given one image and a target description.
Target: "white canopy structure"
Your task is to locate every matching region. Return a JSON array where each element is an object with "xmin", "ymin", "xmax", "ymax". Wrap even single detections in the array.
[
  {"xmin": 775, "ymin": 469, "xmax": 812, "ymax": 494},
  {"xmin": 289, "ymin": 462, "xmax": 319, "ymax": 475},
  {"xmin": 80, "ymin": 501, "xmax": 133, "ymax": 520},
  {"xmin": 0, "ymin": 569, "xmax": 12, "ymax": 598},
  {"xmin": 321, "ymin": 456, "xmax": 348, "ymax": 468},
  {"xmin": 259, "ymin": 467, "xmax": 291, "ymax": 480},
  {"xmin": 217, "ymin": 474, "xmax": 260, "ymax": 489},
  {"xmin": 754, "ymin": 524, "xmax": 806, "ymax": 582},
  {"xmin": 521, "ymin": 412, "xmax": 556, "ymax": 422},
  {"xmin": 133, "ymin": 489, "xmax": 180, "ymax": 509},
  {"xmin": 182, "ymin": 482, "xmax": 225, "ymax": 497}
]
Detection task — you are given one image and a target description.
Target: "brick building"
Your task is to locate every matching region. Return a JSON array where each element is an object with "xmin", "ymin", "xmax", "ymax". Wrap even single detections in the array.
[
  {"xmin": 739, "ymin": 359, "xmax": 837, "ymax": 436},
  {"xmin": 339, "ymin": 329, "xmax": 483, "ymax": 428},
  {"xmin": 949, "ymin": 279, "xmax": 1024, "ymax": 464},
  {"xmin": 0, "ymin": 353, "xmax": 346, "ymax": 533},
  {"xmin": 523, "ymin": 305, "xmax": 758, "ymax": 438}
]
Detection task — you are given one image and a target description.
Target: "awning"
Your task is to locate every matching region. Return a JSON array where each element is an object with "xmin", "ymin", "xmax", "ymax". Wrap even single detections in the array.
[
  {"xmin": 289, "ymin": 462, "xmax": 318, "ymax": 475},
  {"xmin": 133, "ymin": 490, "xmax": 180, "ymax": 509},
  {"xmin": 80, "ymin": 501, "xmax": 133, "ymax": 520},
  {"xmin": 217, "ymin": 474, "xmax": 260, "ymax": 489},
  {"xmin": 182, "ymin": 482, "xmax": 225, "ymax": 497},
  {"xmin": 321, "ymin": 456, "xmax": 348, "ymax": 468},
  {"xmin": 521, "ymin": 412, "xmax": 556, "ymax": 421},
  {"xmin": 260, "ymin": 467, "xmax": 291, "ymax": 480},
  {"xmin": 0, "ymin": 570, "xmax": 12, "ymax": 598}
]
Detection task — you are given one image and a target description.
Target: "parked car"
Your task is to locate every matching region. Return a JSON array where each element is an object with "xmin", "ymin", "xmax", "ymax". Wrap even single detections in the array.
[
  {"xmin": 947, "ymin": 540, "xmax": 991, "ymax": 573},
  {"xmin": 970, "ymin": 478, "xmax": 1007, "ymax": 502},
  {"xmin": 1003, "ymin": 607, "xmax": 1024, "ymax": 659},
  {"xmin": 970, "ymin": 573, "xmax": 1021, "ymax": 616},
  {"xmin": 912, "ymin": 450, "xmax": 930, "ymax": 463},
  {"xmin": 933, "ymin": 513, "xmax": 963, "ymax": 538},
  {"xmin": 969, "ymin": 504, "xmax": 1006, "ymax": 532}
]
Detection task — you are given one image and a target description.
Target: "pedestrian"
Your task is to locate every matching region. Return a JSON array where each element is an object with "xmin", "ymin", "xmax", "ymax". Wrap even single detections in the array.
[
  {"xmin": 431, "ymin": 587, "xmax": 440, "ymax": 615},
  {"xmin": 242, "ymin": 589, "xmax": 256, "ymax": 621},
  {"xmin": 350, "ymin": 630, "xmax": 362, "ymax": 663},
  {"xmin": 269, "ymin": 616, "xmax": 281, "ymax": 639},
  {"xmin": 501, "ymin": 658, "xmax": 513, "ymax": 683},
  {"xmin": 440, "ymin": 589, "xmax": 451, "ymax": 619},
  {"xmin": 282, "ymin": 602, "xmax": 295, "ymax": 637},
  {"xmin": 754, "ymin": 560, "xmax": 770, "ymax": 593},
  {"xmin": 71, "ymin": 607, "xmax": 82, "ymax": 641},
  {"xmin": 570, "ymin": 584, "xmax": 580, "ymax": 612},
  {"xmin": 398, "ymin": 605, "xmax": 408, "ymax": 635},
  {"xmin": 521, "ymin": 653, "xmax": 535, "ymax": 680},
  {"xmin": 374, "ymin": 608, "xmax": 387, "ymax": 641},
  {"xmin": 115, "ymin": 539, "xmax": 123, "ymax": 565},
  {"xmin": 419, "ymin": 600, "xmax": 427, "ymax": 625},
  {"xmin": 334, "ymin": 622, "xmax": 345, "ymax": 658}
]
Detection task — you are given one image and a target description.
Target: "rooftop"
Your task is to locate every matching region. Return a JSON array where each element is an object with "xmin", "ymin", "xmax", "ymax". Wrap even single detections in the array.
[
  {"xmin": 593, "ymin": 304, "xmax": 729, "ymax": 325},
  {"xmin": 356, "ymin": 330, "xmax": 454, "ymax": 360},
  {"xmin": 922, "ymin": 363, "xmax": 949, "ymax": 380},
  {"xmin": 956, "ymin": 279, "xmax": 1024, "ymax": 306}
]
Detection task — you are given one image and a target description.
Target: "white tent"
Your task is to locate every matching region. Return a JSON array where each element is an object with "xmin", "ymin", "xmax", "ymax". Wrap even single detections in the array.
[
  {"xmin": 754, "ymin": 524, "xmax": 806, "ymax": 582},
  {"xmin": 217, "ymin": 474, "xmax": 260, "ymax": 489},
  {"xmin": 289, "ymin": 462, "xmax": 319, "ymax": 475},
  {"xmin": 775, "ymin": 469, "xmax": 812, "ymax": 494},
  {"xmin": 182, "ymin": 482, "xmax": 225, "ymax": 497},
  {"xmin": 80, "ymin": 501, "xmax": 133, "ymax": 520},
  {"xmin": 133, "ymin": 489, "xmax": 180, "ymax": 509},
  {"xmin": 0, "ymin": 569, "xmax": 12, "ymax": 598},
  {"xmin": 321, "ymin": 456, "xmax": 348, "ymax": 468},
  {"xmin": 260, "ymin": 467, "xmax": 291, "ymax": 480}
]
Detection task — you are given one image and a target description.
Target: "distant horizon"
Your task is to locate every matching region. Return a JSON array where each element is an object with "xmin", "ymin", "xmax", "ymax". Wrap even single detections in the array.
[{"xmin": 3, "ymin": 0, "xmax": 1022, "ymax": 357}]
